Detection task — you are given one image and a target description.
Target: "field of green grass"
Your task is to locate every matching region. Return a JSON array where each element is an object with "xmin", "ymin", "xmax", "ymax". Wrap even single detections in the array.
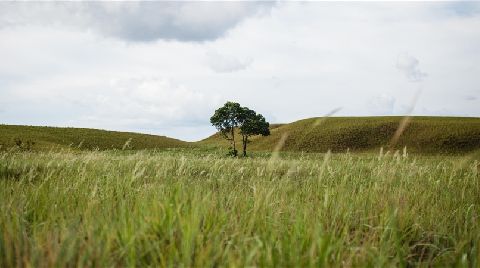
[
  {"xmin": 201, "ymin": 116, "xmax": 480, "ymax": 154},
  {"xmin": 0, "ymin": 125, "xmax": 189, "ymax": 151},
  {"xmin": 1, "ymin": 149, "xmax": 479, "ymax": 266},
  {"xmin": 1, "ymin": 117, "xmax": 479, "ymax": 266},
  {"xmin": 2, "ymin": 117, "xmax": 480, "ymax": 155}
]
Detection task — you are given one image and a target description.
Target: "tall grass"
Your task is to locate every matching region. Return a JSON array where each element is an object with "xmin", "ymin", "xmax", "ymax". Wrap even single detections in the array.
[{"xmin": 0, "ymin": 149, "xmax": 479, "ymax": 266}]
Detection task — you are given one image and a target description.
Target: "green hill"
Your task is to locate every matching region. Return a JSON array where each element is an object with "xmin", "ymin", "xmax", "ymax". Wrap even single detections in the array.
[
  {"xmin": 3, "ymin": 117, "xmax": 480, "ymax": 153},
  {"xmin": 0, "ymin": 125, "xmax": 190, "ymax": 151},
  {"xmin": 200, "ymin": 116, "xmax": 480, "ymax": 154}
]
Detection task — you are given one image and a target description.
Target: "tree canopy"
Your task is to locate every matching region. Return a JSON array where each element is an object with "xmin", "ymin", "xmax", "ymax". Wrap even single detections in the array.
[
  {"xmin": 239, "ymin": 107, "xmax": 270, "ymax": 156},
  {"xmin": 210, "ymin": 102, "xmax": 270, "ymax": 157},
  {"xmin": 210, "ymin": 101, "xmax": 243, "ymax": 156}
]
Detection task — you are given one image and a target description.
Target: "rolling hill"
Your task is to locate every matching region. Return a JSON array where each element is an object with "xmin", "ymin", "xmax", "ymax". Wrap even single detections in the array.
[
  {"xmin": 0, "ymin": 125, "xmax": 189, "ymax": 151},
  {"xmin": 2, "ymin": 117, "xmax": 480, "ymax": 153},
  {"xmin": 200, "ymin": 116, "xmax": 480, "ymax": 154}
]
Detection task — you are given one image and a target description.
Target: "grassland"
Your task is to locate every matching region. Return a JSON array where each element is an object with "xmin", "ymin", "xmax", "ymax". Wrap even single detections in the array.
[
  {"xmin": 1, "ymin": 149, "xmax": 479, "ymax": 267},
  {"xmin": 2, "ymin": 117, "xmax": 480, "ymax": 154},
  {"xmin": 1, "ymin": 117, "xmax": 479, "ymax": 266},
  {"xmin": 201, "ymin": 116, "xmax": 480, "ymax": 154},
  {"xmin": 0, "ymin": 125, "xmax": 189, "ymax": 151}
]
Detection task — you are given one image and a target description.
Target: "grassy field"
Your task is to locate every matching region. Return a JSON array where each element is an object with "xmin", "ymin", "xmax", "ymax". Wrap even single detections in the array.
[
  {"xmin": 1, "ymin": 118, "xmax": 479, "ymax": 266},
  {"xmin": 2, "ymin": 117, "xmax": 480, "ymax": 154},
  {"xmin": 0, "ymin": 125, "xmax": 190, "ymax": 151},
  {"xmin": 201, "ymin": 116, "xmax": 480, "ymax": 154},
  {"xmin": 1, "ymin": 149, "xmax": 479, "ymax": 266}
]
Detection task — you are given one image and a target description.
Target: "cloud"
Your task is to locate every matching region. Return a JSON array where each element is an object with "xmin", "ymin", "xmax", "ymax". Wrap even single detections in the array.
[
  {"xmin": 206, "ymin": 51, "xmax": 253, "ymax": 73},
  {"xmin": 0, "ymin": 2, "xmax": 273, "ymax": 42},
  {"xmin": 464, "ymin": 95, "xmax": 477, "ymax": 101},
  {"xmin": 1, "ymin": 2, "xmax": 480, "ymax": 140},
  {"xmin": 366, "ymin": 94, "xmax": 396, "ymax": 115},
  {"xmin": 396, "ymin": 53, "xmax": 427, "ymax": 82},
  {"xmin": 446, "ymin": 2, "xmax": 480, "ymax": 17},
  {"xmin": 0, "ymin": 75, "xmax": 221, "ymax": 140},
  {"xmin": 76, "ymin": 77, "xmax": 220, "ymax": 128}
]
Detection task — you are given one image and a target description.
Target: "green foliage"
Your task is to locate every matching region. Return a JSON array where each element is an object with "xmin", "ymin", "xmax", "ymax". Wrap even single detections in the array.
[
  {"xmin": 210, "ymin": 101, "xmax": 243, "ymax": 136},
  {"xmin": 239, "ymin": 107, "xmax": 270, "ymax": 156},
  {"xmin": 0, "ymin": 124, "xmax": 190, "ymax": 151},
  {"xmin": 210, "ymin": 101, "xmax": 244, "ymax": 156},
  {"xmin": 210, "ymin": 102, "xmax": 270, "ymax": 157},
  {"xmin": 0, "ymin": 149, "xmax": 479, "ymax": 266},
  {"xmin": 202, "ymin": 116, "xmax": 480, "ymax": 154}
]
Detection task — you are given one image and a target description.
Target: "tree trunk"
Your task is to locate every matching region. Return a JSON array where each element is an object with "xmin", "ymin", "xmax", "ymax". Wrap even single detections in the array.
[
  {"xmin": 242, "ymin": 136, "xmax": 248, "ymax": 157},
  {"xmin": 231, "ymin": 128, "xmax": 237, "ymax": 156}
]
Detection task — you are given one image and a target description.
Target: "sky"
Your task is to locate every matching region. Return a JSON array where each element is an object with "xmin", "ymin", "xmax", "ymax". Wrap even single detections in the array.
[{"xmin": 0, "ymin": 2, "xmax": 479, "ymax": 141}]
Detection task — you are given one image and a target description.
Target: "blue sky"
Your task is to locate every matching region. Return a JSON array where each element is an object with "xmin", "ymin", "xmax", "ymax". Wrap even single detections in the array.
[{"xmin": 0, "ymin": 2, "xmax": 479, "ymax": 141}]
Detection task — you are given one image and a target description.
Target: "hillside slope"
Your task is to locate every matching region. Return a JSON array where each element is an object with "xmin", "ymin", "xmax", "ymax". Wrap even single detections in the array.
[
  {"xmin": 0, "ymin": 125, "xmax": 189, "ymax": 150},
  {"xmin": 200, "ymin": 116, "xmax": 480, "ymax": 154}
]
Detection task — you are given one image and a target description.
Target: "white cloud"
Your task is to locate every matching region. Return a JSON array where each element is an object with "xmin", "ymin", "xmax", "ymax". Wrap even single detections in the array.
[
  {"xmin": 396, "ymin": 53, "xmax": 427, "ymax": 82},
  {"xmin": 1, "ymin": 75, "xmax": 220, "ymax": 141},
  {"xmin": 206, "ymin": 51, "xmax": 253, "ymax": 73},
  {"xmin": 1, "ymin": 2, "xmax": 480, "ymax": 141},
  {"xmin": 0, "ymin": 2, "xmax": 273, "ymax": 42},
  {"xmin": 79, "ymin": 77, "xmax": 221, "ymax": 140}
]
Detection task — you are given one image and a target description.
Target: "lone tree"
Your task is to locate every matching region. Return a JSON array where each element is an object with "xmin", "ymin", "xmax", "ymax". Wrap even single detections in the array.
[
  {"xmin": 239, "ymin": 107, "xmax": 270, "ymax": 157},
  {"xmin": 210, "ymin": 101, "xmax": 270, "ymax": 157},
  {"xmin": 210, "ymin": 101, "xmax": 243, "ymax": 156}
]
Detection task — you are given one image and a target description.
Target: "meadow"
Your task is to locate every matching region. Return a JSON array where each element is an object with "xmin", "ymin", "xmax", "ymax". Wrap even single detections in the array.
[
  {"xmin": 1, "ymin": 148, "xmax": 479, "ymax": 267},
  {"xmin": 201, "ymin": 116, "xmax": 480, "ymax": 154},
  {"xmin": 3, "ymin": 116, "xmax": 480, "ymax": 154},
  {"xmin": 0, "ymin": 125, "xmax": 189, "ymax": 151}
]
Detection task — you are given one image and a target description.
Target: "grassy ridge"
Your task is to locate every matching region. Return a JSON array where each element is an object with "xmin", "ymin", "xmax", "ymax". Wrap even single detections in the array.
[
  {"xmin": 201, "ymin": 116, "xmax": 480, "ymax": 154},
  {"xmin": 1, "ymin": 150, "xmax": 479, "ymax": 266},
  {"xmin": 2, "ymin": 117, "xmax": 480, "ymax": 153},
  {"xmin": 0, "ymin": 125, "xmax": 189, "ymax": 151}
]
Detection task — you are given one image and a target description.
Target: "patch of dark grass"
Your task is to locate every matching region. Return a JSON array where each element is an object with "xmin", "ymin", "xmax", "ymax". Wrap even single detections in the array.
[{"xmin": 0, "ymin": 165, "xmax": 22, "ymax": 181}]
